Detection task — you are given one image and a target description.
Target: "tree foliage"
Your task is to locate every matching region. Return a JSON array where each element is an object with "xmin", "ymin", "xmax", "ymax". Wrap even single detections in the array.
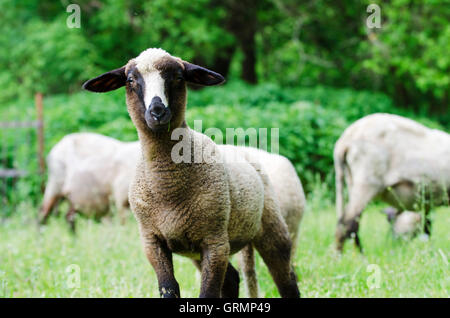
[{"xmin": 0, "ymin": 0, "xmax": 448, "ymax": 119}]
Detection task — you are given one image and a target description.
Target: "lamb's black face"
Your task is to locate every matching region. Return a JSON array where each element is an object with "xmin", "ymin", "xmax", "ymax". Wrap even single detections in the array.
[
  {"xmin": 125, "ymin": 60, "xmax": 184, "ymax": 133},
  {"xmin": 127, "ymin": 50, "xmax": 188, "ymax": 133}
]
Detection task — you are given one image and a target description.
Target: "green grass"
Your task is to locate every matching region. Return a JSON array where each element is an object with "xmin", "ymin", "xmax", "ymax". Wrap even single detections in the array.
[{"xmin": 1, "ymin": 201, "xmax": 448, "ymax": 298}]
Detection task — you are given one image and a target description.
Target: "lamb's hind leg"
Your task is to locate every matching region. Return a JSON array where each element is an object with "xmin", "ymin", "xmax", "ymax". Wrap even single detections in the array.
[
  {"xmin": 239, "ymin": 244, "xmax": 259, "ymax": 298},
  {"xmin": 198, "ymin": 239, "xmax": 230, "ymax": 298},
  {"xmin": 252, "ymin": 189, "xmax": 299, "ymax": 298},
  {"xmin": 251, "ymin": 167, "xmax": 299, "ymax": 298},
  {"xmin": 221, "ymin": 262, "xmax": 240, "ymax": 298},
  {"xmin": 193, "ymin": 258, "xmax": 240, "ymax": 298},
  {"xmin": 253, "ymin": 214, "xmax": 299, "ymax": 298}
]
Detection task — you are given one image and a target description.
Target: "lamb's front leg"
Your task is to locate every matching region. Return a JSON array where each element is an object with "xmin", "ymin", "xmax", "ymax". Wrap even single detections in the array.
[
  {"xmin": 141, "ymin": 232, "xmax": 180, "ymax": 298},
  {"xmin": 199, "ymin": 239, "xmax": 230, "ymax": 298}
]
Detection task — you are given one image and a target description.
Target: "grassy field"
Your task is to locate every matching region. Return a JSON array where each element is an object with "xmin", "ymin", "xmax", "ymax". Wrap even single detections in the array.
[{"xmin": 1, "ymin": 200, "xmax": 448, "ymax": 298}]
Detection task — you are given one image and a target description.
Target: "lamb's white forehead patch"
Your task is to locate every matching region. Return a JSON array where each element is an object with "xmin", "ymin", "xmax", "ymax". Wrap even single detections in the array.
[
  {"xmin": 134, "ymin": 48, "xmax": 171, "ymax": 109},
  {"xmin": 135, "ymin": 48, "xmax": 171, "ymax": 74}
]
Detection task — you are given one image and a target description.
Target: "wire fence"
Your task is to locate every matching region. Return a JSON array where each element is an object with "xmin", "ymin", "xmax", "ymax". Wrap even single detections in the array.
[{"xmin": 0, "ymin": 93, "xmax": 45, "ymax": 216}]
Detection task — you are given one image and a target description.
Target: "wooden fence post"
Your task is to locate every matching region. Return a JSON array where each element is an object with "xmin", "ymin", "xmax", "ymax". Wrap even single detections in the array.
[{"xmin": 35, "ymin": 92, "xmax": 45, "ymax": 194}]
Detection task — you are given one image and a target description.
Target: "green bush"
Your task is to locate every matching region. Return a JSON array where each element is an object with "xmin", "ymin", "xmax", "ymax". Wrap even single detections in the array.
[{"xmin": 187, "ymin": 101, "xmax": 347, "ymax": 191}]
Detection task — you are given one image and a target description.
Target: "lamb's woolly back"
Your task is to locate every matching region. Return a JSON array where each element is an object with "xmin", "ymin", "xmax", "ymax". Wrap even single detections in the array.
[{"xmin": 218, "ymin": 145, "xmax": 305, "ymax": 241}]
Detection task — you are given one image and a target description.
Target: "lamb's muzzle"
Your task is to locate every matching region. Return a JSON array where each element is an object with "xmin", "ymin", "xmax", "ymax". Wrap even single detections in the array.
[{"xmin": 145, "ymin": 96, "xmax": 171, "ymax": 130}]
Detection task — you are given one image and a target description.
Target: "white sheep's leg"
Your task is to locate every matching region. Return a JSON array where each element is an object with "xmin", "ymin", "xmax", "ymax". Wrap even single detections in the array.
[
  {"xmin": 336, "ymin": 182, "xmax": 381, "ymax": 252},
  {"xmin": 119, "ymin": 209, "xmax": 127, "ymax": 225},
  {"xmin": 115, "ymin": 204, "xmax": 127, "ymax": 225},
  {"xmin": 39, "ymin": 194, "xmax": 61, "ymax": 225},
  {"xmin": 65, "ymin": 203, "xmax": 77, "ymax": 233},
  {"xmin": 141, "ymin": 232, "xmax": 180, "ymax": 298},
  {"xmin": 198, "ymin": 240, "xmax": 230, "ymax": 298},
  {"xmin": 239, "ymin": 244, "xmax": 259, "ymax": 298},
  {"xmin": 53, "ymin": 200, "xmax": 62, "ymax": 217},
  {"xmin": 114, "ymin": 195, "xmax": 128, "ymax": 225},
  {"xmin": 423, "ymin": 205, "xmax": 432, "ymax": 236}
]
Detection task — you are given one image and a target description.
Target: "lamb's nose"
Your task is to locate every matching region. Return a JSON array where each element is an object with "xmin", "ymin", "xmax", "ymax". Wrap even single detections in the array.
[
  {"xmin": 151, "ymin": 105, "xmax": 165, "ymax": 119},
  {"xmin": 151, "ymin": 96, "xmax": 162, "ymax": 104},
  {"xmin": 149, "ymin": 96, "xmax": 166, "ymax": 120}
]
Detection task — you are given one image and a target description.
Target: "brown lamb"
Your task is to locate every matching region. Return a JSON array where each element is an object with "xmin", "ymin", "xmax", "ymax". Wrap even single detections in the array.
[{"xmin": 83, "ymin": 48, "xmax": 300, "ymax": 298}]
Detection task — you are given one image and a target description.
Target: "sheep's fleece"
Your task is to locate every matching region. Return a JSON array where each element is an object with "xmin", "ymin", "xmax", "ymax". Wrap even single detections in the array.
[
  {"xmin": 336, "ymin": 113, "xmax": 450, "ymax": 213},
  {"xmin": 219, "ymin": 145, "xmax": 306, "ymax": 250}
]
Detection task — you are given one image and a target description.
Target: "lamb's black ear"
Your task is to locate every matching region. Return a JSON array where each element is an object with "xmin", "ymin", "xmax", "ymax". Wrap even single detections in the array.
[
  {"xmin": 82, "ymin": 66, "xmax": 126, "ymax": 92},
  {"xmin": 183, "ymin": 62, "xmax": 225, "ymax": 86}
]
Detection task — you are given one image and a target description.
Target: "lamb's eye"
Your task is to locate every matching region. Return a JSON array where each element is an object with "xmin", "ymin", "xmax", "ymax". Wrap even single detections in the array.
[{"xmin": 175, "ymin": 75, "xmax": 183, "ymax": 82}]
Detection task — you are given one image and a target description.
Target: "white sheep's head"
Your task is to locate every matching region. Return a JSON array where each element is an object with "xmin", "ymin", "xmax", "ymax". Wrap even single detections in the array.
[
  {"xmin": 383, "ymin": 208, "xmax": 422, "ymax": 238},
  {"xmin": 82, "ymin": 48, "xmax": 225, "ymax": 133}
]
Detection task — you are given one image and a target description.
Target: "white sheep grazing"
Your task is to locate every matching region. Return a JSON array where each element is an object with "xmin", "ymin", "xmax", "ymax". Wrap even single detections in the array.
[
  {"xmin": 39, "ymin": 133, "xmax": 140, "ymax": 231},
  {"xmin": 334, "ymin": 113, "xmax": 450, "ymax": 251},
  {"xmin": 219, "ymin": 145, "xmax": 306, "ymax": 297}
]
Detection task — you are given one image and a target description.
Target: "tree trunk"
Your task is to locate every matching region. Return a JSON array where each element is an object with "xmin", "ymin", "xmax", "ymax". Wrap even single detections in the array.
[
  {"xmin": 211, "ymin": 45, "xmax": 236, "ymax": 79},
  {"xmin": 240, "ymin": 26, "xmax": 257, "ymax": 84},
  {"xmin": 223, "ymin": 0, "xmax": 259, "ymax": 84}
]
